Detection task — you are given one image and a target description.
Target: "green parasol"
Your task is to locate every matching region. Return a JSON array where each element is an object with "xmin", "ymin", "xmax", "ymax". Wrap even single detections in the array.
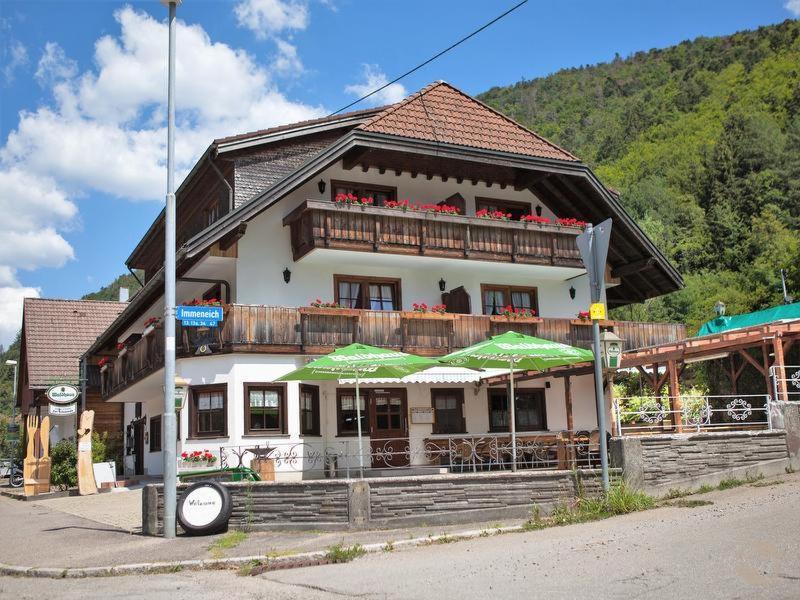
[
  {"xmin": 276, "ymin": 343, "xmax": 439, "ymax": 474},
  {"xmin": 439, "ymin": 331, "xmax": 594, "ymax": 470}
]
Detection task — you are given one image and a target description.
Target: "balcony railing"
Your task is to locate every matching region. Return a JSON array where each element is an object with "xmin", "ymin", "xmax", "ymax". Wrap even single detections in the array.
[
  {"xmin": 283, "ymin": 200, "xmax": 584, "ymax": 266},
  {"xmin": 100, "ymin": 305, "xmax": 686, "ymax": 400}
]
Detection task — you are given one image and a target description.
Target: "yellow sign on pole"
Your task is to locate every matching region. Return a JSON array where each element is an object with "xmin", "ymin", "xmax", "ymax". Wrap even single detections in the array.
[{"xmin": 590, "ymin": 302, "xmax": 606, "ymax": 320}]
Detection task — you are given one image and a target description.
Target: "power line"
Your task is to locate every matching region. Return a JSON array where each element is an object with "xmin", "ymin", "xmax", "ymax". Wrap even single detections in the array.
[{"xmin": 329, "ymin": 0, "xmax": 529, "ymax": 116}]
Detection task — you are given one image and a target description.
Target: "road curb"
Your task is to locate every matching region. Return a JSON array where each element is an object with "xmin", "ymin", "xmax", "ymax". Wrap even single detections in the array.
[{"xmin": 0, "ymin": 524, "xmax": 525, "ymax": 579}]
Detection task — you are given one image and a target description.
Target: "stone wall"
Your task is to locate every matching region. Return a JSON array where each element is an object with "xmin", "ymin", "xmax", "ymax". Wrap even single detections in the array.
[
  {"xmin": 143, "ymin": 469, "xmax": 609, "ymax": 535},
  {"xmin": 611, "ymin": 430, "xmax": 790, "ymax": 494}
]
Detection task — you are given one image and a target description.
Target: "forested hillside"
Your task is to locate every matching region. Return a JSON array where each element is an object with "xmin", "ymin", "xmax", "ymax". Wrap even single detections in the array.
[{"xmin": 480, "ymin": 19, "xmax": 800, "ymax": 332}]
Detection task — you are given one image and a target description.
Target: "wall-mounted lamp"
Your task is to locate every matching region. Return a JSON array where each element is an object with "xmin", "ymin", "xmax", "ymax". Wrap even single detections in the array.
[
  {"xmin": 438, "ymin": 278, "xmax": 447, "ymax": 292},
  {"xmin": 535, "ymin": 205, "xmax": 543, "ymax": 217},
  {"xmin": 317, "ymin": 179, "xmax": 326, "ymax": 194},
  {"xmin": 569, "ymin": 286, "xmax": 576, "ymax": 300},
  {"xmin": 283, "ymin": 268, "xmax": 291, "ymax": 284}
]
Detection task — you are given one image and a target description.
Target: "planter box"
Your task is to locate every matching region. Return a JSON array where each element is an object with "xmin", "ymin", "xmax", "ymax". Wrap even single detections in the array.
[
  {"xmin": 117, "ymin": 347, "xmax": 128, "ymax": 358},
  {"xmin": 299, "ymin": 307, "xmax": 361, "ymax": 317},
  {"xmin": 489, "ymin": 315, "xmax": 542, "ymax": 324},
  {"xmin": 251, "ymin": 457, "xmax": 276, "ymax": 482},
  {"xmin": 570, "ymin": 319, "xmax": 615, "ymax": 327},
  {"xmin": 178, "ymin": 460, "xmax": 218, "ymax": 471},
  {"xmin": 400, "ymin": 311, "xmax": 455, "ymax": 320}
]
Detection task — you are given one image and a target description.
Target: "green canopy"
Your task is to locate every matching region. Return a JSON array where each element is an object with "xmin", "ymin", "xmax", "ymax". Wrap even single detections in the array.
[
  {"xmin": 697, "ymin": 303, "xmax": 800, "ymax": 336},
  {"xmin": 439, "ymin": 331, "xmax": 594, "ymax": 470},
  {"xmin": 276, "ymin": 343, "xmax": 439, "ymax": 474}
]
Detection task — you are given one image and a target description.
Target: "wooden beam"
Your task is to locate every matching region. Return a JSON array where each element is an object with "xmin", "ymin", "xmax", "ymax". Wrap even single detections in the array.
[
  {"xmin": 668, "ymin": 359, "xmax": 682, "ymax": 433},
  {"xmin": 761, "ymin": 343, "xmax": 772, "ymax": 395},
  {"xmin": 739, "ymin": 349, "xmax": 766, "ymax": 375},
  {"xmin": 773, "ymin": 336, "xmax": 788, "ymax": 402},
  {"xmin": 611, "ymin": 257, "xmax": 655, "ymax": 278},
  {"xmin": 342, "ymin": 147, "xmax": 370, "ymax": 170}
]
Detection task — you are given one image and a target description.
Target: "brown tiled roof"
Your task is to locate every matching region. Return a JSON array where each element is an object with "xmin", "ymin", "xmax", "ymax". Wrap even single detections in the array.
[
  {"xmin": 22, "ymin": 298, "xmax": 126, "ymax": 387},
  {"xmin": 358, "ymin": 81, "xmax": 578, "ymax": 161},
  {"xmin": 214, "ymin": 105, "xmax": 387, "ymax": 146}
]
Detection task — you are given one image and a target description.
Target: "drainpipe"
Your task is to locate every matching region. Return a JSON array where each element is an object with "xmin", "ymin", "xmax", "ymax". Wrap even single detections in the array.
[{"xmin": 208, "ymin": 152, "xmax": 233, "ymax": 213}]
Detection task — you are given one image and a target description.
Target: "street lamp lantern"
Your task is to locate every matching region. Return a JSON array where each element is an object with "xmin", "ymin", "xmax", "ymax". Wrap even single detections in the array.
[{"xmin": 599, "ymin": 330, "xmax": 623, "ymax": 371}]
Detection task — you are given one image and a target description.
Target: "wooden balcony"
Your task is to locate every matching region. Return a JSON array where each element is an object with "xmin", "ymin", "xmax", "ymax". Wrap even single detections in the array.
[
  {"xmin": 100, "ymin": 305, "xmax": 686, "ymax": 400},
  {"xmin": 283, "ymin": 200, "xmax": 584, "ymax": 267}
]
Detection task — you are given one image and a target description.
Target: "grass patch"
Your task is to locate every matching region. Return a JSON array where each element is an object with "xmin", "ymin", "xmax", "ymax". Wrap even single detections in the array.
[
  {"xmin": 751, "ymin": 479, "xmax": 785, "ymax": 488},
  {"xmin": 523, "ymin": 483, "xmax": 654, "ymax": 530},
  {"xmin": 325, "ymin": 543, "xmax": 366, "ymax": 564},
  {"xmin": 664, "ymin": 499, "xmax": 713, "ymax": 508},
  {"xmin": 382, "ymin": 540, "xmax": 395, "ymax": 552},
  {"xmin": 434, "ymin": 534, "xmax": 461, "ymax": 545},
  {"xmin": 237, "ymin": 560, "xmax": 262, "ymax": 577},
  {"xmin": 662, "ymin": 488, "xmax": 691, "ymax": 500},
  {"xmin": 208, "ymin": 530, "xmax": 248, "ymax": 558},
  {"xmin": 696, "ymin": 484, "xmax": 716, "ymax": 494}
]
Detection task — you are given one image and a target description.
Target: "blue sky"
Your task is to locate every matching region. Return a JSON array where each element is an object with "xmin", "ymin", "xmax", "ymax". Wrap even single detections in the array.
[{"xmin": 0, "ymin": 0, "xmax": 797, "ymax": 346}]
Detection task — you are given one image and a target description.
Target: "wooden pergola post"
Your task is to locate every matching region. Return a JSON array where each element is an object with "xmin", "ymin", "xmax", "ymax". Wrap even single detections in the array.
[
  {"xmin": 605, "ymin": 373, "xmax": 617, "ymax": 436},
  {"xmin": 668, "ymin": 359, "xmax": 682, "ymax": 433},
  {"xmin": 564, "ymin": 376, "xmax": 575, "ymax": 468},
  {"xmin": 773, "ymin": 335, "xmax": 788, "ymax": 402}
]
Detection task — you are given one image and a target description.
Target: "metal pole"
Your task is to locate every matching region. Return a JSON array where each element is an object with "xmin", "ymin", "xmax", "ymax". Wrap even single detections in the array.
[
  {"xmin": 509, "ymin": 359, "xmax": 517, "ymax": 472},
  {"xmin": 355, "ymin": 372, "xmax": 364, "ymax": 477},
  {"xmin": 592, "ymin": 319, "xmax": 610, "ymax": 491},
  {"xmin": 162, "ymin": 0, "xmax": 179, "ymax": 539}
]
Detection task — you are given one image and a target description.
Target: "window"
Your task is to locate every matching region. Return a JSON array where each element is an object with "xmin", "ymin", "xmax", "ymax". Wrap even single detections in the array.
[
  {"xmin": 476, "ymin": 197, "xmax": 531, "ymax": 221},
  {"xmin": 334, "ymin": 275, "xmax": 401, "ymax": 310},
  {"xmin": 480, "ymin": 284, "xmax": 538, "ymax": 315},
  {"xmin": 331, "ymin": 180, "xmax": 396, "ymax": 206},
  {"xmin": 190, "ymin": 384, "xmax": 227, "ymax": 438},
  {"xmin": 488, "ymin": 388, "xmax": 547, "ymax": 432},
  {"xmin": 300, "ymin": 385, "xmax": 320, "ymax": 436},
  {"xmin": 431, "ymin": 389, "xmax": 465, "ymax": 434},
  {"xmin": 149, "ymin": 415, "xmax": 162, "ymax": 452},
  {"xmin": 337, "ymin": 389, "xmax": 368, "ymax": 436},
  {"xmin": 244, "ymin": 384, "xmax": 286, "ymax": 435}
]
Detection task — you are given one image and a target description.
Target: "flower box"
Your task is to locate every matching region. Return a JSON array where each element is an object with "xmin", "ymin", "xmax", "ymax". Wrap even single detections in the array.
[
  {"xmin": 299, "ymin": 307, "xmax": 361, "ymax": 317},
  {"xmin": 400, "ymin": 311, "xmax": 455, "ymax": 320},
  {"xmin": 570, "ymin": 319, "xmax": 615, "ymax": 327},
  {"xmin": 117, "ymin": 347, "xmax": 128, "ymax": 358},
  {"xmin": 489, "ymin": 315, "xmax": 543, "ymax": 325}
]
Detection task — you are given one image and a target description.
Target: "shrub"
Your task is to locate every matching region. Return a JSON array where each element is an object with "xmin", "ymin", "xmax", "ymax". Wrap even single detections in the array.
[
  {"xmin": 51, "ymin": 439, "xmax": 78, "ymax": 489},
  {"xmin": 325, "ymin": 543, "xmax": 366, "ymax": 563}
]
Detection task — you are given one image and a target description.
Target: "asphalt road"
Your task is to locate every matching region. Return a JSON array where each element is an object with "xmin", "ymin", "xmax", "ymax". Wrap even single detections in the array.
[{"xmin": 3, "ymin": 475, "xmax": 800, "ymax": 599}]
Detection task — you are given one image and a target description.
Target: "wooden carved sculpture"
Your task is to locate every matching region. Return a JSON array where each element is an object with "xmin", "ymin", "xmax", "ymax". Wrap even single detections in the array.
[
  {"xmin": 77, "ymin": 410, "xmax": 97, "ymax": 495},
  {"xmin": 23, "ymin": 413, "xmax": 51, "ymax": 496}
]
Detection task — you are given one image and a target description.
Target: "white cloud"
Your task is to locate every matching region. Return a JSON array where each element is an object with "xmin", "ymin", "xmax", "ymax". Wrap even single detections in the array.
[
  {"xmin": 272, "ymin": 39, "xmax": 303, "ymax": 74},
  {"xmin": 786, "ymin": 1, "xmax": 800, "ymax": 16},
  {"xmin": 3, "ymin": 40, "xmax": 28, "ymax": 84},
  {"xmin": 0, "ymin": 6, "xmax": 324, "ymax": 345},
  {"xmin": 344, "ymin": 64, "xmax": 407, "ymax": 106},
  {"xmin": 35, "ymin": 42, "xmax": 77, "ymax": 85},
  {"xmin": 0, "ymin": 281, "xmax": 40, "ymax": 349},
  {"xmin": 235, "ymin": 0, "xmax": 309, "ymax": 39}
]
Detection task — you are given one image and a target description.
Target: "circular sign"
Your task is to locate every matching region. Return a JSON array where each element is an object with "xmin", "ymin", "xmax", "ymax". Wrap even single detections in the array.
[
  {"xmin": 46, "ymin": 384, "xmax": 80, "ymax": 405},
  {"xmin": 177, "ymin": 481, "xmax": 232, "ymax": 535}
]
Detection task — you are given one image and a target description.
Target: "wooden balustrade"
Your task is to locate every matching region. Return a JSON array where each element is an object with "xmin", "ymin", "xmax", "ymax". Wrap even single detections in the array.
[
  {"xmin": 101, "ymin": 306, "xmax": 686, "ymax": 400},
  {"xmin": 283, "ymin": 200, "xmax": 584, "ymax": 267}
]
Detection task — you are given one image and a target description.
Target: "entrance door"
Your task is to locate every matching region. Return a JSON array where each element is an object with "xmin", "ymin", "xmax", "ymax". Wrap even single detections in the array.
[
  {"xmin": 369, "ymin": 389, "xmax": 409, "ymax": 468},
  {"xmin": 133, "ymin": 420, "xmax": 145, "ymax": 476}
]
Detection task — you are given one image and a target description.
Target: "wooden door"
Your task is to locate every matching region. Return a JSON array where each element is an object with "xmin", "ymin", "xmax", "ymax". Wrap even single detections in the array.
[
  {"xmin": 443, "ymin": 286, "xmax": 471, "ymax": 314},
  {"xmin": 133, "ymin": 421, "xmax": 144, "ymax": 476},
  {"xmin": 369, "ymin": 389, "xmax": 409, "ymax": 468}
]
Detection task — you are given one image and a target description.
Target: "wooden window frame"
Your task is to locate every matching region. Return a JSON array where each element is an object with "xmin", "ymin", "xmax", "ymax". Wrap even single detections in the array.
[
  {"xmin": 300, "ymin": 384, "xmax": 321, "ymax": 436},
  {"xmin": 243, "ymin": 383, "xmax": 287, "ymax": 436},
  {"xmin": 487, "ymin": 388, "xmax": 548, "ymax": 433},
  {"xmin": 480, "ymin": 284, "xmax": 539, "ymax": 315},
  {"xmin": 336, "ymin": 388, "xmax": 370, "ymax": 437},
  {"xmin": 149, "ymin": 415, "xmax": 162, "ymax": 452},
  {"xmin": 430, "ymin": 388, "xmax": 466, "ymax": 434},
  {"xmin": 333, "ymin": 274, "xmax": 402, "ymax": 310},
  {"xmin": 188, "ymin": 383, "xmax": 228, "ymax": 439},
  {"xmin": 330, "ymin": 179, "xmax": 397, "ymax": 205},
  {"xmin": 476, "ymin": 196, "xmax": 531, "ymax": 219}
]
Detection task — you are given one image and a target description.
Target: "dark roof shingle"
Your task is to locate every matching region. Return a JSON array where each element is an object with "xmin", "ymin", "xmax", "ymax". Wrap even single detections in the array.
[{"xmin": 22, "ymin": 298, "xmax": 126, "ymax": 387}]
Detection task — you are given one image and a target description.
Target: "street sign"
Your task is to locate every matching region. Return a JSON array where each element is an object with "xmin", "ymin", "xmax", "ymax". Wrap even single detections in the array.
[
  {"xmin": 46, "ymin": 384, "xmax": 80, "ymax": 405},
  {"xmin": 49, "ymin": 403, "xmax": 77, "ymax": 416},
  {"xmin": 176, "ymin": 305, "xmax": 223, "ymax": 327},
  {"xmin": 576, "ymin": 219, "xmax": 612, "ymax": 303}
]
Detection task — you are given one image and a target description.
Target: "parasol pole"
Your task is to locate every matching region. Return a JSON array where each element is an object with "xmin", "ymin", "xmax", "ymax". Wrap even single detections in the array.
[
  {"xmin": 355, "ymin": 370, "xmax": 365, "ymax": 477},
  {"xmin": 509, "ymin": 357, "xmax": 517, "ymax": 472}
]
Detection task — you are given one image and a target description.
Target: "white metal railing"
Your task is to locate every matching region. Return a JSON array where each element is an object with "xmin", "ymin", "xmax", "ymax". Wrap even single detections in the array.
[
  {"xmin": 175, "ymin": 433, "xmax": 612, "ymax": 478},
  {"xmin": 770, "ymin": 365, "xmax": 800, "ymax": 402},
  {"xmin": 613, "ymin": 394, "xmax": 772, "ymax": 435}
]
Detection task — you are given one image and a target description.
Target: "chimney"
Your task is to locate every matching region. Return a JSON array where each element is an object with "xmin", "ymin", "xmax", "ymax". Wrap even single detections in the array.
[{"xmin": 119, "ymin": 287, "xmax": 130, "ymax": 302}]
